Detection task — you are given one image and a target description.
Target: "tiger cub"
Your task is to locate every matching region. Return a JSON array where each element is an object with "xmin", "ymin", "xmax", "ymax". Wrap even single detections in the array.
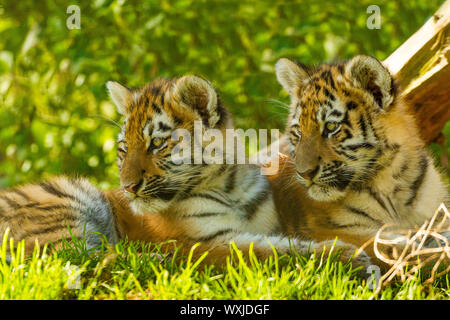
[
  {"xmin": 0, "ymin": 75, "xmax": 371, "ymax": 267},
  {"xmin": 272, "ymin": 55, "xmax": 449, "ymax": 260}
]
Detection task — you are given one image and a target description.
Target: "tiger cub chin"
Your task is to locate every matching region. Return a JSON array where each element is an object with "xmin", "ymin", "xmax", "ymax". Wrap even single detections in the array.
[
  {"xmin": 0, "ymin": 75, "xmax": 371, "ymax": 268},
  {"xmin": 272, "ymin": 55, "xmax": 449, "ymax": 261}
]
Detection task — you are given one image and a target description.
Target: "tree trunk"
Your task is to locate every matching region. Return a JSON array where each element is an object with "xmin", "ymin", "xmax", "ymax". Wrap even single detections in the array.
[{"xmin": 383, "ymin": 0, "xmax": 450, "ymax": 144}]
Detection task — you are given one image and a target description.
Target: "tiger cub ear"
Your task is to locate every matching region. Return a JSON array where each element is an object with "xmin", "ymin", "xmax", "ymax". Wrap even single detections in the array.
[
  {"xmin": 106, "ymin": 81, "xmax": 134, "ymax": 115},
  {"xmin": 345, "ymin": 55, "xmax": 394, "ymax": 110},
  {"xmin": 172, "ymin": 75, "xmax": 222, "ymax": 128},
  {"xmin": 275, "ymin": 58, "xmax": 309, "ymax": 96}
]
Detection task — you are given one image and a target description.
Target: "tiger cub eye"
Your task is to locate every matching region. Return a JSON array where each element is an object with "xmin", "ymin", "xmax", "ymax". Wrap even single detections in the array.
[
  {"xmin": 326, "ymin": 122, "xmax": 338, "ymax": 132},
  {"xmin": 152, "ymin": 137, "xmax": 163, "ymax": 147},
  {"xmin": 118, "ymin": 141, "xmax": 128, "ymax": 153}
]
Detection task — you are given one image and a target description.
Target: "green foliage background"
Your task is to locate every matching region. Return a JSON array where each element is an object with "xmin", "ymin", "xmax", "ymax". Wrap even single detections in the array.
[{"xmin": 0, "ymin": 0, "xmax": 448, "ymax": 189}]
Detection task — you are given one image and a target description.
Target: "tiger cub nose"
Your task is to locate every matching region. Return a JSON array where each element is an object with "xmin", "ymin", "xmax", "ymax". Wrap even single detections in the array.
[{"xmin": 124, "ymin": 180, "xmax": 143, "ymax": 194}]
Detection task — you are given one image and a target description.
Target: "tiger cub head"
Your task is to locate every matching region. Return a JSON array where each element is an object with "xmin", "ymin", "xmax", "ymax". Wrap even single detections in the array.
[
  {"xmin": 107, "ymin": 76, "xmax": 231, "ymax": 214},
  {"xmin": 275, "ymin": 55, "xmax": 420, "ymax": 201}
]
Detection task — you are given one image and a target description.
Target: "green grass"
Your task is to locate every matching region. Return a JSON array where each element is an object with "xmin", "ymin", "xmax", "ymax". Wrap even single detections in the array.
[{"xmin": 0, "ymin": 231, "xmax": 448, "ymax": 300}]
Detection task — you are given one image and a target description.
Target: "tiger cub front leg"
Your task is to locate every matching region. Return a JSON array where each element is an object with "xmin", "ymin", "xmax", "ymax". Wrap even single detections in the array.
[{"xmin": 186, "ymin": 231, "xmax": 372, "ymax": 269}]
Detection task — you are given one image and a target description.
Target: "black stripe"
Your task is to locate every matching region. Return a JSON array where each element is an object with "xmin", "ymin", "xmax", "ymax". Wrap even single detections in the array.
[
  {"xmin": 346, "ymin": 206, "xmax": 382, "ymax": 225},
  {"xmin": 24, "ymin": 223, "xmax": 77, "ymax": 238},
  {"xmin": 241, "ymin": 182, "xmax": 271, "ymax": 220},
  {"xmin": 0, "ymin": 195, "xmax": 20, "ymax": 209},
  {"xmin": 333, "ymin": 148, "xmax": 357, "ymax": 161},
  {"xmin": 366, "ymin": 115, "xmax": 379, "ymax": 141},
  {"xmin": 323, "ymin": 87, "xmax": 335, "ymax": 101},
  {"xmin": 325, "ymin": 217, "xmax": 360, "ymax": 229},
  {"xmin": 31, "ymin": 214, "xmax": 79, "ymax": 225},
  {"xmin": 180, "ymin": 175, "xmax": 202, "ymax": 196},
  {"xmin": 158, "ymin": 121, "xmax": 171, "ymax": 132},
  {"xmin": 329, "ymin": 110, "xmax": 342, "ymax": 117},
  {"xmin": 393, "ymin": 185, "xmax": 402, "ymax": 194},
  {"xmin": 330, "ymin": 170, "xmax": 354, "ymax": 190},
  {"xmin": 344, "ymin": 142, "xmax": 374, "ymax": 151},
  {"xmin": 224, "ymin": 166, "xmax": 237, "ymax": 193},
  {"xmin": 39, "ymin": 182, "xmax": 76, "ymax": 201},
  {"xmin": 359, "ymin": 115, "xmax": 367, "ymax": 140},
  {"xmin": 386, "ymin": 196, "xmax": 400, "ymax": 218},
  {"xmin": 187, "ymin": 193, "xmax": 232, "ymax": 208},
  {"xmin": 321, "ymin": 70, "xmax": 335, "ymax": 90},
  {"xmin": 35, "ymin": 204, "xmax": 72, "ymax": 211},
  {"xmin": 339, "ymin": 129, "xmax": 353, "ymax": 143},
  {"xmin": 346, "ymin": 101, "xmax": 357, "ymax": 110},
  {"xmin": 393, "ymin": 161, "xmax": 409, "ymax": 179},
  {"xmin": 173, "ymin": 115, "xmax": 183, "ymax": 126},
  {"xmin": 367, "ymin": 188, "xmax": 389, "ymax": 213},
  {"xmin": 193, "ymin": 229, "xmax": 233, "ymax": 242},
  {"xmin": 152, "ymin": 188, "xmax": 178, "ymax": 201},
  {"xmin": 341, "ymin": 111, "xmax": 352, "ymax": 129},
  {"xmin": 405, "ymin": 154, "xmax": 428, "ymax": 206},
  {"xmin": 183, "ymin": 212, "xmax": 223, "ymax": 218},
  {"xmin": 4, "ymin": 208, "xmax": 77, "ymax": 222},
  {"xmin": 152, "ymin": 103, "xmax": 162, "ymax": 114},
  {"xmin": 10, "ymin": 189, "xmax": 31, "ymax": 201},
  {"xmin": 150, "ymin": 84, "xmax": 161, "ymax": 96}
]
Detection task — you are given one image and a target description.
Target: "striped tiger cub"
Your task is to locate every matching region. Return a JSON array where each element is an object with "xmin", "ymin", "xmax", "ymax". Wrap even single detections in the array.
[
  {"xmin": 0, "ymin": 75, "xmax": 371, "ymax": 268},
  {"xmin": 272, "ymin": 55, "xmax": 449, "ymax": 261}
]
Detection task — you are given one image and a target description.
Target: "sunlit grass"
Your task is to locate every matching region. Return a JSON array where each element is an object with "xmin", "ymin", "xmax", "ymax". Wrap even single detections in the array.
[{"xmin": 0, "ymin": 231, "xmax": 448, "ymax": 300}]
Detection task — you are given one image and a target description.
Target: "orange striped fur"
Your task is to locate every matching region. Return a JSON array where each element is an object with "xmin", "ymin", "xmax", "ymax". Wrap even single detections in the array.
[
  {"xmin": 273, "ymin": 55, "xmax": 449, "ymax": 264},
  {"xmin": 0, "ymin": 75, "xmax": 372, "ymax": 268}
]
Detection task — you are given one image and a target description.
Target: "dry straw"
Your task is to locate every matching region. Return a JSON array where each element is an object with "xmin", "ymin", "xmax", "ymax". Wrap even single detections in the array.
[{"xmin": 370, "ymin": 203, "xmax": 450, "ymax": 294}]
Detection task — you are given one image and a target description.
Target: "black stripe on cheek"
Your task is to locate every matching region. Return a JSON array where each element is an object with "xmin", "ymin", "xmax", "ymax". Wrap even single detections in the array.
[
  {"xmin": 152, "ymin": 188, "xmax": 178, "ymax": 201},
  {"xmin": 193, "ymin": 228, "xmax": 233, "ymax": 242},
  {"xmin": 333, "ymin": 148, "xmax": 358, "ymax": 161},
  {"xmin": 331, "ymin": 170, "xmax": 354, "ymax": 190},
  {"xmin": 405, "ymin": 154, "xmax": 428, "ymax": 206},
  {"xmin": 344, "ymin": 142, "xmax": 374, "ymax": 151}
]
